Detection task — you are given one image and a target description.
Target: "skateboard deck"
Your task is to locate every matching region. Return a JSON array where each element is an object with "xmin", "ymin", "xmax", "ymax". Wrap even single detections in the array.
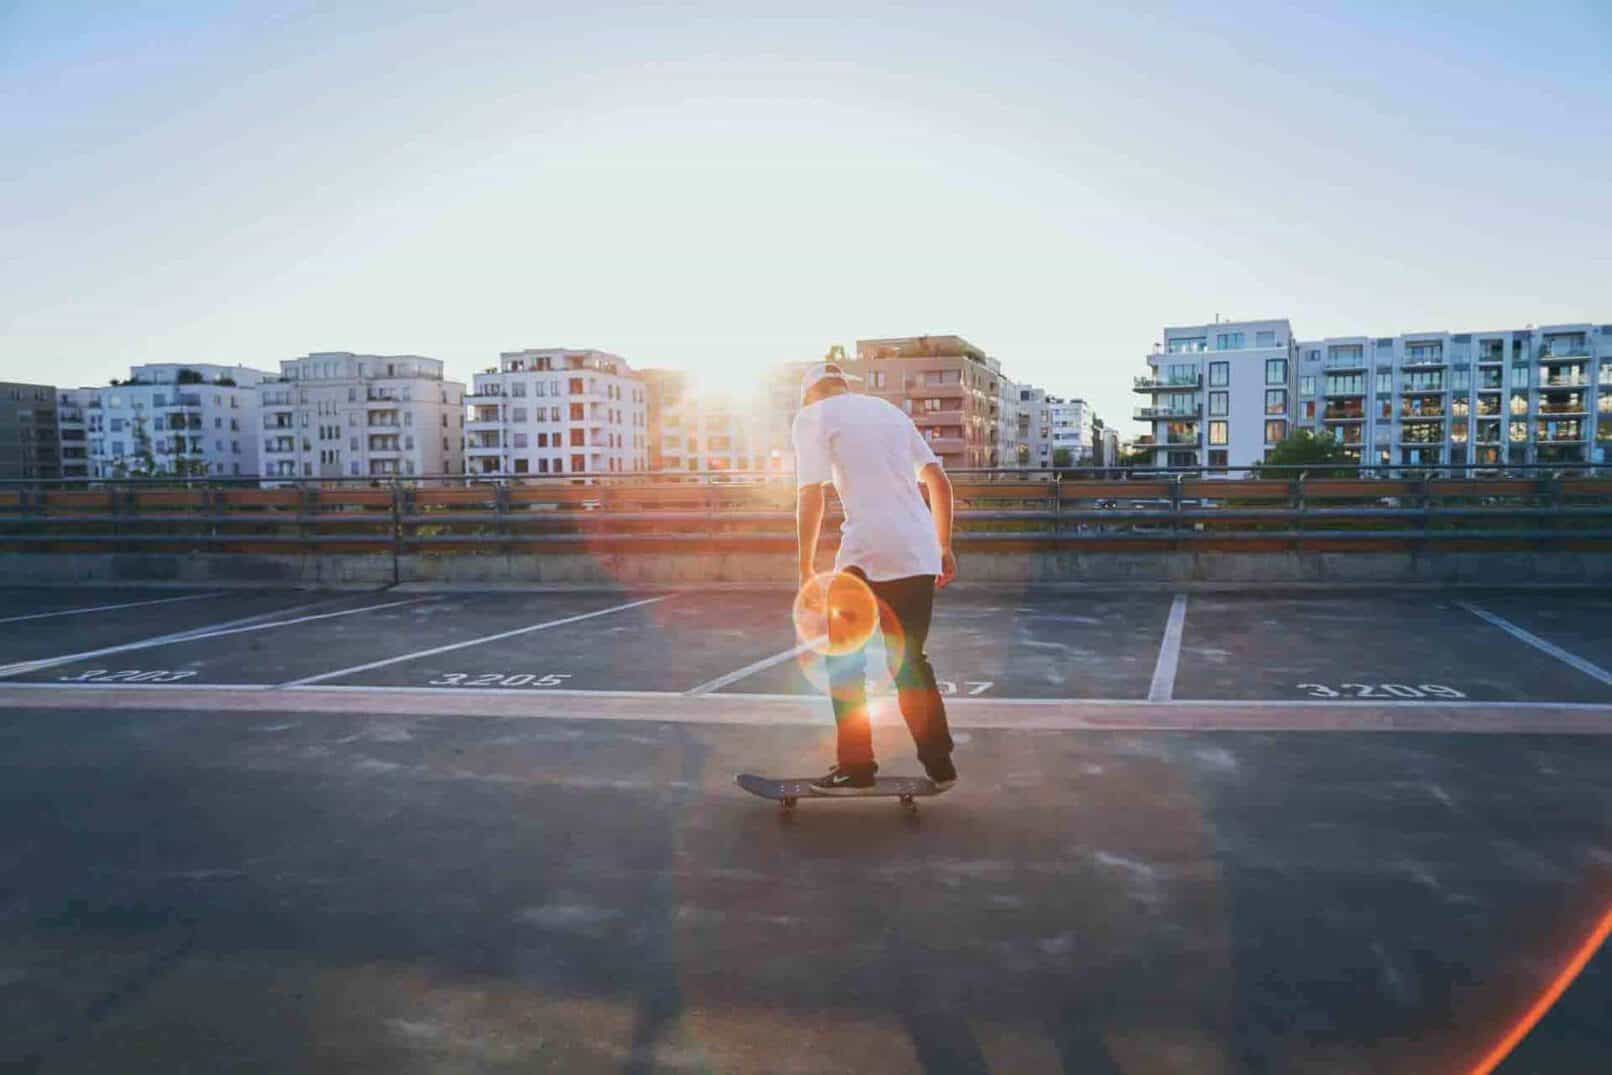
[{"xmin": 736, "ymin": 773, "xmax": 940, "ymax": 812}]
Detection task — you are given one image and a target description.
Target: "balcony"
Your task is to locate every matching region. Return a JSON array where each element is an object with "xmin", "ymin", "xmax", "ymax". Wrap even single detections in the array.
[
  {"xmin": 1539, "ymin": 377, "xmax": 1589, "ymax": 389},
  {"xmin": 1164, "ymin": 433, "xmax": 1200, "ymax": 446},
  {"xmin": 1134, "ymin": 405, "xmax": 1202, "ymax": 421},
  {"xmin": 465, "ymin": 443, "xmax": 503, "ymax": 456},
  {"xmin": 1537, "ymin": 401, "xmax": 1588, "ymax": 416},
  {"xmin": 913, "ymin": 409, "xmax": 966, "ymax": 425},
  {"xmin": 1133, "ymin": 375, "xmax": 1202, "ymax": 392}
]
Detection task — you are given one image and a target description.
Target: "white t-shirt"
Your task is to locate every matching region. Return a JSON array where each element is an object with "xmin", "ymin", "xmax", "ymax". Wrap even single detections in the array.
[{"xmin": 792, "ymin": 392, "xmax": 943, "ymax": 581}]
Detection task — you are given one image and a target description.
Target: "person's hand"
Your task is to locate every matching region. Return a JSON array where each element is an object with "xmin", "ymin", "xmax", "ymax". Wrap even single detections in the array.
[{"xmin": 937, "ymin": 547, "xmax": 958, "ymax": 589}]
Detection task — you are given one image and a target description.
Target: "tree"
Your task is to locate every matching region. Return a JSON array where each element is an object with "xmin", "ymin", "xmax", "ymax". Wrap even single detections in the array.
[
  {"xmin": 1051, "ymin": 447, "xmax": 1073, "ymax": 469},
  {"xmin": 130, "ymin": 413, "xmax": 157, "ymax": 477},
  {"xmin": 1254, "ymin": 430, "xmax": 1356, "ymax": 478}
]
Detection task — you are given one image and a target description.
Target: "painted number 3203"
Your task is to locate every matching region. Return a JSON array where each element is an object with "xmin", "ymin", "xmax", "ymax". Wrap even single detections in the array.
[{"xmin": 1298, "ymin": 683, "xmax": 1467, "ymax": 699}]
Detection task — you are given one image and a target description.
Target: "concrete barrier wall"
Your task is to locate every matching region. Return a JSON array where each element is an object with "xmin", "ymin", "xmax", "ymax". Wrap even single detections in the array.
[{"xmin": 6, "ymin": 549, "xmax": 1612, "ymax": 588}]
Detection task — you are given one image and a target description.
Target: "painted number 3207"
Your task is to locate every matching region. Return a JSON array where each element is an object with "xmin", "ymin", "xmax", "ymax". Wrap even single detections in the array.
[{"xmin": 1298, "ymin": 683, "xmax": 1467, "ymax": 699}]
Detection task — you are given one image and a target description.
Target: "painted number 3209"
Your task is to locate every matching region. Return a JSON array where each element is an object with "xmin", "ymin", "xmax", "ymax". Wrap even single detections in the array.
[{"xmin": 1298, "ymin": 683, "xmax": 1467, "ymax": 699}]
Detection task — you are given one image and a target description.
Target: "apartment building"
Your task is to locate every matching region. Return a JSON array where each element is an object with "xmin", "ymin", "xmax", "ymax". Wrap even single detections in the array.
[
  {"xmin": 641, "ymin": 361, "xmax": 806, "ymax": 474},
  {"xmin": 466, "ymin": 349, "xmax": 643, "ymax": 477},
  {"xmin": 83, "ymin": 364, "xmax": 271, "ymax": 479},
  {"xmin": 263, "ymin": 353, "xmax": 464, "ymax": 479},
  {"xmin": 56, "ymin": 387, "xmax": 94, "ymax": 479},
  {"xmin": 1134, "ymin": 319, "xmax": 1299, "ymax": 469},
  {"xmin": 1048, "ymin": 396, "xmax": 1094, "ymax": 465},
  {"xmin": 1092, "ymin": 419, "xmax": 1121, "ymax": 469},
  {"xmin": 1011, "ymin": 384, "xmax": 1052, "ymax": 468},
  {"xmin": 997, "ymin": 380, "xmax": 1026, "ymax": 466},
  {"xmin": 0, "ymin": 382, "xmax": 60, "ymax": 480},
  {"xmin": 846, "ymin": 336, "xmax": 1003, "ymax": 470},
  {"xmin": 1137, "ymin": 319, "xmax": 1612, "ymax": 469}
]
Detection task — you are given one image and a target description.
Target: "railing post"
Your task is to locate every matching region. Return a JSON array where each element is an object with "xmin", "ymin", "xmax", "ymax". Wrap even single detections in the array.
[
  {"xmin": 1051, "ymin": 472, "xmax": 1061, "ymax": 536},
  {"xmin": 298, "ymin": 483, "xmax": 316, "ymax": 557},
  {"xmin": 1294, "ymin": 470, "xmax": 1307, "ymax": 544},
  {"xmin": 390, "ymin": 479, "xmax": 404, "ymax": 587},
  {"xmin": 495, "ymin": 482, "xmax": 511, "ymax": 552},
  {"xmin": 1169, "ymin": 473, "xmax": 1183, "ymax": 546}
]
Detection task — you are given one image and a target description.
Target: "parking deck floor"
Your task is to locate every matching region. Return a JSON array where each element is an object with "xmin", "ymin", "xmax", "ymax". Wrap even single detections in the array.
[{"xmin": 2, "ymin": 583, "xmax": 1610, "ymax": 1072}]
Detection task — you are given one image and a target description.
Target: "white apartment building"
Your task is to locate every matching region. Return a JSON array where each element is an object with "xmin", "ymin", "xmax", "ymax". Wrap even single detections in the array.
[
  {"xmin": 467, "ymin": 349, "xmax": 645, "ymax": 477},
  {"xmin": 57, "ymin": 387, "xmax": 95, "ymax": 479},
  {"xmin": 1135, "ymin": 319, "xmax": 1299, "ymax": 469},
  {"xmin": 1048, "ymin": 396, "xmax": 1094, "ymax": 465},
  {"xmin": 84, "ymin": 363, "xmax": 272, "ymax": 479},
  {"xmin": 1136, "ymin": 319, "xmax": 1612, "ymax": 470},
  {"xmin": 262, "ymin": 353, "xmax": 465, "ymax": 480}
]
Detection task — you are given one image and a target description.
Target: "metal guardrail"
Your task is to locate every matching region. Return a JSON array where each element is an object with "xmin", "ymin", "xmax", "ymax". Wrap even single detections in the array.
[{"xmin": 2, "ymin": 467, "xmax": 1611, "ymax": 576}]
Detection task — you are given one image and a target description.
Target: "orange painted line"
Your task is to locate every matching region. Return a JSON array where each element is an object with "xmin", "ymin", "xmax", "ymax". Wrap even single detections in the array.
[{"xmin": 1468, "ymin": 904, "xmax": 1612, "ymax": 1075}]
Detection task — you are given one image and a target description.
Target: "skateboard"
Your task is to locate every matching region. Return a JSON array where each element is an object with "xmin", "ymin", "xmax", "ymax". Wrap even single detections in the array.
[{"xmin": 735, "ymin": 773, "xmax": 940, "ymax": 814}]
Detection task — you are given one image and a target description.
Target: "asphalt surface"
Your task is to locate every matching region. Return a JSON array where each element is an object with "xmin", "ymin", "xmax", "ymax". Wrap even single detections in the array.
[{"xmin": 2, "ymin": 584, "xmax": 1611, "ymax": 1072}]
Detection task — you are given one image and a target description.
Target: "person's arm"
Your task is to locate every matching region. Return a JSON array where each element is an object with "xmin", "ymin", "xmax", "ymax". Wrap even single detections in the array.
[
  {"xmin": 797, "ymin": 483, "xmax": 826, "ymax": 589},
  {"xmin": 919, "ymin": 462, "xmax": 957, "ymax": 587}
]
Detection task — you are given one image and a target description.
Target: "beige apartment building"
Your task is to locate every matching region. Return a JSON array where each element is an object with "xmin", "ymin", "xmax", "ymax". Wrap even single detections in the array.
[
  {"xmin": 262, "ymin": 353, "xmax": 465, "ymax": 479},
  {"xmin": 845, "ymin": 336, "xmax": 1003, "ymax": 470},
  {"xmin": 641, "ymin": 362, "xmax": 808, "ymax": 474},
  {"xmin": 467, "ymin": 349, "xmax": 646, "ymax": 477}
]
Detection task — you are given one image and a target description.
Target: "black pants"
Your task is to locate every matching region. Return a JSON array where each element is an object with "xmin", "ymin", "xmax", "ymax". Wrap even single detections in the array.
[{"xmin": 825, "ymin": 569, "xmax": 953, "ymax": 776}]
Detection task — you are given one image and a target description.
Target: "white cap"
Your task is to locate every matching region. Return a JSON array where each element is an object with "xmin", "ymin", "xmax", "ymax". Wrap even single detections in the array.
[{"xmin": 799, "ymin": 361, "xmax": 861, "ymax": 405}]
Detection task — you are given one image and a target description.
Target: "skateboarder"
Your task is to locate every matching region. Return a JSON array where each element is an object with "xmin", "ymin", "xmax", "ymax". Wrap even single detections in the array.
[{"xmin": 792, "ymin": 358, "xmax": 959, "ymax": 795}]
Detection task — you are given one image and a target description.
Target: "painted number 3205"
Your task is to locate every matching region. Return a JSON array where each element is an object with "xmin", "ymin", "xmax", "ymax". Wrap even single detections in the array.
[
  {"xmin": 1298, "ymin": 683, "xmax": 1467, "ymax": 699},
  {"xmin": 428, "ymin": 673, "xmax": 574, "ymax": 688}
]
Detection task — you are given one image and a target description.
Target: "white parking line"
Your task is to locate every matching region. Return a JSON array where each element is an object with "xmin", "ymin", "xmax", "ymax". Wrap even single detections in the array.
[
  {"xmin": 1459, "ymin": 602, "xmax": 1612, "ymax": 687},
  {"xmin": 279, "ymin": 595, "xmax": 671, "ymax": 687},
  {"xmin": 10, "ymin": 680, "xmax": 1612, "ymax": 711},
  {"xmin": 0, "ymin": 591, "xmax": 226, "ymax": 625},
  {"xmin": 683, "ymin": 637, "xmax": 824, "ymax": 696},
  {"xmin": 1147, "ymin": 594, "xmax": 1188, "ymax": 702},
  {"xmin": 0, "ymin": 598, "xmax": 428, "ymax": 680}
]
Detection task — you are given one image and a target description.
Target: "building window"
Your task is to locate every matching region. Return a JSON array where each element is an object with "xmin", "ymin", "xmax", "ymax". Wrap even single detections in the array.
[
  {"xmin": 1265, "ymin": 359, "xmax": 1288, "ymax": 385},
  {"xmin": 1209, "ymin": 421, "xmax": 1228, "ymax": 446},
  {"xmin": 1216, "ymin": 332, "xmax": 1244, "ymax": 350},
  {"xmin": 1209, "ymin": 392, "xmax": 1228, "ymax": 416},
  {"xmin": 1209, "ymin": 362, "xmax": 1229, "ymax": 387},
  {"xmin": 1255, "ymin": 330, "xmax": 1277, "ymax": 347},
  {"xmin": 571, "ymin": 454, "xmax": 585, "ymax": 472},
  {"xmin": 570, "ymin": 429, "xmax": 584, "ymax": 447},
  {"xmin": 1265, "ymin": 420, "xmax": 1287, "ymax": 443},
  {"xmin": 1208, "ymin": 449, "xmax": 1229, "ymax": 469},
  {"xmin": 870, "ymin": 371, "xmax": 886, "ymax": 389},
  {"xmin": 1300, "ymin": 376, "xmax": 1316, "ymax": 397},
  {"xmin": 1265, "ymin": 389, "xmax": 1287, "ymax": 415}
]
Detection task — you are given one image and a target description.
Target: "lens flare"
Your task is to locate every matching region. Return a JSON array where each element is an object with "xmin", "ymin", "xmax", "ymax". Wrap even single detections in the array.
[
  {"xmin": 790, "ymin": 577, "xmax": 909, "ymax": 698},
  {"xmin": 792, "ymin": 571, "xmax": 879, "ymax": 657}
]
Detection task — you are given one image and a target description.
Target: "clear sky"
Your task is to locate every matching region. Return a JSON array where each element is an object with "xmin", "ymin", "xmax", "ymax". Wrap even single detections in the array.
[{"xmin": 3, "ymin": 1, "xmax": 1609, "ymax": 434}]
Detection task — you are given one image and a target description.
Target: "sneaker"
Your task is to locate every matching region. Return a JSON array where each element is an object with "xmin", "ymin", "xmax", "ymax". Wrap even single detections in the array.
[
  {"xmin": 811, "ymin": 766, "xmax": 878, "ymax": 796},
  {"xmin": 925, "ymin": 758, "xmax": 958, "ymax": 793}
]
